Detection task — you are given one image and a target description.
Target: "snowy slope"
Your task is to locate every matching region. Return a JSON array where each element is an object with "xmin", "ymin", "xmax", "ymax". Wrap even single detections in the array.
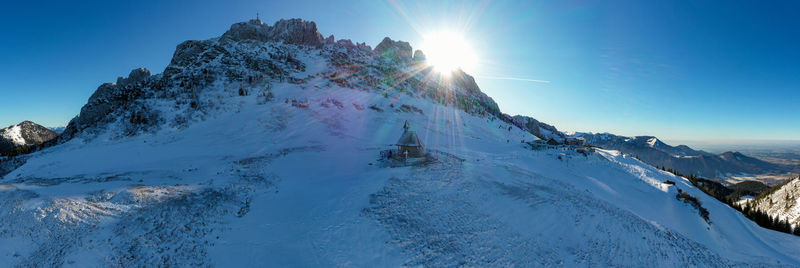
[
  {"xmin": 0, "ymin": 124, "xmax": 25, "ymax": 145},
  {"xmin": 1, "ymin": 18, "xmax": 800, "ymax": 267},
  {"xmin": 748, "ymin": 177, "xmax": 800, "ymax": 227}
]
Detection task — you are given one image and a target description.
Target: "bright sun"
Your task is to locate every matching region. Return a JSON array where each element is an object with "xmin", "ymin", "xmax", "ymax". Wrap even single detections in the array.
[{"xmin": 421, "ymin": 32, "xmax": 478, "ymax": 75}]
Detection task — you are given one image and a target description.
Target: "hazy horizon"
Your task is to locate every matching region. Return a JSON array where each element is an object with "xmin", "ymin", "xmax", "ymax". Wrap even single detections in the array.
[{"xmin": 663, "ymin": 138, "xmax": 800, "ymax": 153}]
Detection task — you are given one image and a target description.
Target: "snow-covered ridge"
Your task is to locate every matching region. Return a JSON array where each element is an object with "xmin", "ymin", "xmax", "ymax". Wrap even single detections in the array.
[{"xmin": 0, "ymin": 121, "xmax": 58, "ymax": 154}]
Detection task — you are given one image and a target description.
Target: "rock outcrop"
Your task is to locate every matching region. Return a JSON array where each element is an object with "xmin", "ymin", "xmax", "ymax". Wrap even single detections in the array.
[
  {"xmin": 61, "ymin": 67, "xmax": 156, "ymax": 140},
  {"xmin": 413, "ymin": 50, "xmax": 426, "ymax": 61},
  {"xmin": 374, "ymin": 37, "xmax": 413, "ymax": 61},
  {"xmin": 116, "ymin": 68, "xmax": 152, "ymax": 87},
  {"xmin": 512, "ymin": 115, "xmax": 566, "ymax": 142},
  {"xmin": 222, "ymin": 18, "xmax": 325, "ymax": 47}
]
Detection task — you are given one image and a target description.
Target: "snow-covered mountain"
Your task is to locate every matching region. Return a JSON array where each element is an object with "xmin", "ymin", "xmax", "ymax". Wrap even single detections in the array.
[
  {"xmin": 574, "ymin": 132, "xmax": 789, "ymax": 180},
  {"xmin": 0, "ymin": 121, "xmax": 58, "ymax": 154},
  {"xmin": 2, "ymin": 18, "xmax": 800, "ymax": 266},
  {"xmin": 48, "ymin": 126, "xmax": 66, "ymax": 134},
  {"xmin": 747, "ymin": 176, "xmax": 800, "ymax": 227}
]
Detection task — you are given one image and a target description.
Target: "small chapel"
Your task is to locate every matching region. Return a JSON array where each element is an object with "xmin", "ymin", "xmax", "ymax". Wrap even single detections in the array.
[{"xmin": 396, "ymin": 120, "xmax": 425, "ymax": 158}]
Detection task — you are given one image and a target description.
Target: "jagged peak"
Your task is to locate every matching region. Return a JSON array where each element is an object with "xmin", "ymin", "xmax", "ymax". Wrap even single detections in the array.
[
  {"xmin": 374, "ymin": 37, "xmax": 413, "ymax": 60},
  {"xmin": 221, "ymin": 18, "xmax": 325, "ymax": 47},
  {"xmin": 116, "ymin": 67, "xmax": 152, "ymax": 87}
]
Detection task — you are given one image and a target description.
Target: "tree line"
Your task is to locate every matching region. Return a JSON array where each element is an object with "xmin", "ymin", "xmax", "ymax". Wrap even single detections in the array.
[{"xmin": 0, "ymin": 139, "xmax": 58, "ymax": 159}]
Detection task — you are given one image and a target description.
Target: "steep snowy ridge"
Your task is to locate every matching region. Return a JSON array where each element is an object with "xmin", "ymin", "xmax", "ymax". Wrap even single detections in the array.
[{"xmin": 1, "ymin": 18, "xmax": 799, "ymax": 266}]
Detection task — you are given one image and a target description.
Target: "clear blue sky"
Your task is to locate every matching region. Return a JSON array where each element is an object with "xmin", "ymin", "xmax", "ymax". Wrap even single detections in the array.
[{"xmin": 1, "ymin": 0, "xmax": 798, "ymax": 141}]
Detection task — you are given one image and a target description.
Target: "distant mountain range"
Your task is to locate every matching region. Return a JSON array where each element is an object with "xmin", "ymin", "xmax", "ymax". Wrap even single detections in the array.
[
  {"xmin": 0, "ymin": 121, "xmax": 58, "ymax": 155},
  {"xmin": 48, "ymin": 126, "xmax": 66, "ymax": 134},
  {"xmin": 504, "ymin": 115, "xmax": 794, "ymax": 182},
  {"xmin": 573, "ymin": 132, "xmax": 794, "ymax": 180}
]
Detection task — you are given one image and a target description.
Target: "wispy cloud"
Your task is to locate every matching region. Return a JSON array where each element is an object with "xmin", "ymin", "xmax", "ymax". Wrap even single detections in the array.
[{"xmin": 476, "ymin": 75, "xmax": 551, "ymax": 83}]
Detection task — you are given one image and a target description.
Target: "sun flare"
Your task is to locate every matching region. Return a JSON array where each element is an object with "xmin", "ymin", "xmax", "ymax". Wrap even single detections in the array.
[{"xmin": 421, "ymin": 32, "xmax": 478, "ymax": 75}]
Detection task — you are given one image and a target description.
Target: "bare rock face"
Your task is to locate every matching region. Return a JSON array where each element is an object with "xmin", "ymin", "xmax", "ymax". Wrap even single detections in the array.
[
  {"xmin": 62, "ymin": 67, "xmax": 155, "ymax": 139},
  {"xmin": 271, "ymin": 19, "xmax": 324, "ymax": 47},
  {"xmin": 116, "ymin": 68, "xmax": 152, "ymax": 87},
  {"xmin": 336, "ymin": 39, "xmax": 356, "ymax": 48},
  {"xmin": 413, "ymin": 50, "xmax": 426, "ymax": 61},
  {"xmin": 512, "ymin": 115, "xmax": 565, "ymax": 142},
  {"xmin": 222, "ymin": 19, "xmax": 272, "ymax": 42},
  {"xmin": 374, "ymin": 37, "xmax": 412, "ymax": 61},
  {"xmin": 222, "ymin": 18, "xmax": 324, "ymax": 47},
  {"xmin": 333, "ymin": 39, "xmax": 371, "ymax": 51}
]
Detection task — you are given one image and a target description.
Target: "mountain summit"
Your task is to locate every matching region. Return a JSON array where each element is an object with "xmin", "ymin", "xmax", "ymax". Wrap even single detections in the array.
[
  {"xmin": 59, "ymin": 18, "xmax": 501, "ymax": 144},
  {"xmin": 222, "ymin": 18, "xmax": 325, "ymax": 47},
  {"xmin": 0, "ymin": 121, "xmax": 58, "ymax": 155}
]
